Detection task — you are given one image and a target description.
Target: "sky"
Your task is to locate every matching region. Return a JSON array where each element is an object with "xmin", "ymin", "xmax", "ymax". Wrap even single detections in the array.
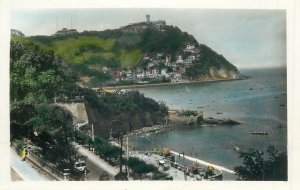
[{"xmin": 11, "ymin": 9, "xmax": 286, "ymax": 69}]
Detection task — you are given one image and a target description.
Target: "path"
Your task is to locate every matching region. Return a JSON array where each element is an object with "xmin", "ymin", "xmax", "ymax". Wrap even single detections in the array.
[
  {"xmin": 170, "ymin": 150, "xmax": 235, "ymax": 174},
  {"xmin": 10, "ymin": 148, "xmax": 49, "ymax": 181}
]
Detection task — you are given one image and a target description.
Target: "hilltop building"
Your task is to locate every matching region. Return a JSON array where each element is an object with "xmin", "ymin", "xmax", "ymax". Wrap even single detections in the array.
[
  {"xmin": 146, "ymin": 14, "xmax": 150, "ymax": 23},
  {"xmin": 53, "ymin": 28, "xmax": 78, "ymax": 36},
  {"xmin": 120, "ymin": 15, "xmax": 166, "ymax": 33}
]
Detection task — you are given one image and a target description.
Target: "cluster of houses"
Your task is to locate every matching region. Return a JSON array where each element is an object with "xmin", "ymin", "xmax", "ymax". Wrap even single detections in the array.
[{"xmin": 102, "ymin": 43, "xmax": 201, "ymax": 84}]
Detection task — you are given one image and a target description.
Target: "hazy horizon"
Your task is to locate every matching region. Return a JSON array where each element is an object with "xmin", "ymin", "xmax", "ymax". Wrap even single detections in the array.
[{"xmin": 11, "ymin": 9, "xmax": 286, "ymax": 69}]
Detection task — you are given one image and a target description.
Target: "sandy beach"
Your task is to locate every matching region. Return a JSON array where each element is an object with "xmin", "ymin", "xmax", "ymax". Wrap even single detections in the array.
[{"xmin": 100, "ymin": 77, "xmax": 246, "ymax": 91}]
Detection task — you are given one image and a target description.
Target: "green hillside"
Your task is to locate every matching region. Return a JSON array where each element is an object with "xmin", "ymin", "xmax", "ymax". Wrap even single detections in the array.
[
  {"xmin": 12, "ymin": 23, "xmax": 239, "ymax": 86},
  {"xmin": 23, "ymin": 34, "xmax": 144, "ymax": 85},
  {"xmin": 119, "ymin": 49, "xmax": 143, "ymax": 68}
]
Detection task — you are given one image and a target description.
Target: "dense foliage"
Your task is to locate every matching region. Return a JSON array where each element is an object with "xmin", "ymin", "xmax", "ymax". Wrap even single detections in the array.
[
  {"xmin": 185, "ymin": 44, "xmax": 238, "ymax": 79},
  {"xmin": 178, "ymin": 110, "xmax": 198, "ymax": 117},
  {"xmin": 85, "ymin": 90, "xmax": 168, "ymax": 116},
  {"xmin": 127, "ymin": 157, "xmax": 157, "ymax": 179},
  {"xmin": 26, "ymin": 104, "xmax": 77, "ymax": 171},
  {"xmin": 10, "ymin": 41, "xmax": 78, "ymax": 170},
  {"xmin": 10, "ymin": 41, "xmax": 76, "ymax": 133},
  {"xmin": 234, "ymin": 145, "xmax": 287, "ymax": 181},
  {"xmin": 139, "ymin": 26, "xmax": 197, "ymax": 54},
  {"xmin": 94, "ymin": 136, "xmax": 121, "ymax": 164}
]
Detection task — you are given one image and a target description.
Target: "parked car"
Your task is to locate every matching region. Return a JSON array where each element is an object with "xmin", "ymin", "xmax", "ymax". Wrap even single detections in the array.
[{"xmin": 74, "ymin": 160, "xmax": 86, "ymax": 172}]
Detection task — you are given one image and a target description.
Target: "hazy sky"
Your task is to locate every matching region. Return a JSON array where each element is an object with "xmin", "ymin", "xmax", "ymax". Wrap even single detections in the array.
[{"xmin": 11, "ymin": 9, "xmax": 286, "ymax": 68}]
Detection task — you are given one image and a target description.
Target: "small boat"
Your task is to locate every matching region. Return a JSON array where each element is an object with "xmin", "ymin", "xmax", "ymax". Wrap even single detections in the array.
[
  {"xmin": 234, "ymin": 146, "xmax": 240, "ymax": 151},
  {"xmin": 216, "ymin": 112, "xmax": 223, "ymax": 114},
  {"xmin": 251, "ymin": 131, "xmax": 268, "ymax": 135},
  {"xmin": 186, "ymin": 85, "xmax": 191, "ymax": 92}
]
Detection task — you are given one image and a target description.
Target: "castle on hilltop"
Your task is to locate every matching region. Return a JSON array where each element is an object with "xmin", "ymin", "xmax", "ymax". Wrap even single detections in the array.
[{"xmin": 120, "ymin": 15, "xmax": 166, "ymax": 33}]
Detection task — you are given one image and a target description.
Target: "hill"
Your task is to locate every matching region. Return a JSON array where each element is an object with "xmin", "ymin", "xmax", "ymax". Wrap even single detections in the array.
[{"xmin": 12, "ymin": 21, "xmax": 240, "ymax": 86}]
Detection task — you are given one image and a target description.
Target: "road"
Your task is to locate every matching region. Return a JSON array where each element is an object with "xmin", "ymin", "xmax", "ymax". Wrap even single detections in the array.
[
  {"xmin": 85, "ymin": 158, "xmax": 111, "ymax": 180},
  {"xmin": 10, "ymin": 148, "xmax": 50, "ymax": 181},
  {"xmin": 75, "ymin": 144, "xmax": 118, "ymax": 180}
]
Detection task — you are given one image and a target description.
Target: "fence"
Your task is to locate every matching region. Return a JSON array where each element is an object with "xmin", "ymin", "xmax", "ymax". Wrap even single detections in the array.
[{"xmin": 12, "ymin": 143, "xmax": 75, "ymax": 181}]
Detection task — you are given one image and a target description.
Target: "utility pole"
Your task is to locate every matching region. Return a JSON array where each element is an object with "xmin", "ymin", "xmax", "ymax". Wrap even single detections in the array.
[
  {"xmin": 126, "ymin": 136, "xmax": 129, "ymax": 179},
  {"xmin": 183, "ymin": 152, "xmax": 187, "ymax": 181},
  {"xmin": 92, "ymin": 123, "xmax": 95, "ymax": 154}
]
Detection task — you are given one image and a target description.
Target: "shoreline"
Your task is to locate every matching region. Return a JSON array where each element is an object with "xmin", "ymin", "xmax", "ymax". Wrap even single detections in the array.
[
  {"xmin": 124, "ymin": 112, "xmax": 241, "ymax": 139},
  {"xmin": 99, "ymin": 77, "xmax": 247, "ymax": 90}
]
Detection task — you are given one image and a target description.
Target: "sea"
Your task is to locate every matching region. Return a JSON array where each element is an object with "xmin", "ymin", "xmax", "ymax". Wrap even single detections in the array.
[{"xmin": 129, "ymin": 67, "xmax": 287, "ymax": 172}]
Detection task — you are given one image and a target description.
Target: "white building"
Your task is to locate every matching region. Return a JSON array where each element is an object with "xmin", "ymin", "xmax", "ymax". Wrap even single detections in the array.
[
  {"xmin": 137, "ymin": 70, "xmax": 145, "ymax": 78},
  {"xmin": 186, "ymin": 44, "xmax": 195, "ymax": 50},
  {"xmin": 161, "ymin": 69, "xmax": 169, "ymax": 78},
  {"xmin": 176, "ymin": 55, "xmax": 183, "ymax": 64}
]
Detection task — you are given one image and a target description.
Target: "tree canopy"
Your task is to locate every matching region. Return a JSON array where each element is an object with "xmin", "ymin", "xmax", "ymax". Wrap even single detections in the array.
[
  {"xmin": 234, "ymin": 145, "xmax": 287, "ymax": 181},
  {"xmin": 139, "ymin": 25, "xmax": 197, "ymax": 54},
  {"xmin": 10, "ymin": 41, "xmax": 76, "ymax": 137},
  {"xmin": 85, "ymin": 90, "xmax": 168, "ymax": 116},
  {"xmin": 127, "ymin": 157, "xmax": 157, "ymax": 179}
]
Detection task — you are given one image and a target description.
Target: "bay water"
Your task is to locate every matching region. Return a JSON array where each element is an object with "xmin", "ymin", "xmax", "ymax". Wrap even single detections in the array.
[{"xmin": 129, "ymin": 67, "xmax": 287, "ymax": 170}]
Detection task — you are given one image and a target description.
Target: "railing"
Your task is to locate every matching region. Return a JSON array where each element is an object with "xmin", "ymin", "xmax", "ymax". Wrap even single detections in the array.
[
  {"xmin": 29, "ymin": 151, "xmax": 72, "ymax": 180},
  {"xmin": 12, "ymin": 144, "xmax": 75, "ymax": 181}
]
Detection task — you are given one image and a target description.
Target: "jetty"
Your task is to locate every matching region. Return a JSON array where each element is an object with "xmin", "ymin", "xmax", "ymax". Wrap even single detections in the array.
[{"xmin": 251, "ymin": 131, "xmax": 268, "ymax": 135}]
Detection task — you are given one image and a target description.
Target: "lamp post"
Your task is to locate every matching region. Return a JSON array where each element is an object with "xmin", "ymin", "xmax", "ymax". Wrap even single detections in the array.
[
  {"xmin": 183, "ymin": 152, "xmax": 187, "ymax": 181},
  {"xmin": 72, "ymin": 116, "xmax": 78, "ymax": 142},
  {"xmin": 119, "ymin": 132, "xmax": 123, "ymax": 174}
]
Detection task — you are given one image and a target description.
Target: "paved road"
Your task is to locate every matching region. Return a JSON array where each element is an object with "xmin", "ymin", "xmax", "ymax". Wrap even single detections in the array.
[
  {"xmin": 75, "ymin": 144, "xmax": 118, "ymax": 179},
  {"xmin": 10, "ymin": 148, "xmax": 50, "ymax": 181},
  {"xmin": 85, "ymin": 158, "xmax": 111, "ymax": 180}
]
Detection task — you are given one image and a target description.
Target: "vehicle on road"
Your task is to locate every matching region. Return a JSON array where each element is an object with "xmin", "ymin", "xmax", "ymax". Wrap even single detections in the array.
[{"xmin": 74, "ymin": 160, "xmax": 86, "ymax": 172}]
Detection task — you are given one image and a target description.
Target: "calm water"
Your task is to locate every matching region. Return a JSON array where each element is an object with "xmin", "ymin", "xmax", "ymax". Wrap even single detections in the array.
[{"xmin": 129, "ymin": 67, "xmax": 287, "ymax": 169}]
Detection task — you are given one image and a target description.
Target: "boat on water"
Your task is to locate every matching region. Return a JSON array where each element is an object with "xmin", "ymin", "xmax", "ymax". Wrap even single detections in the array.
[
  {"xmin": 251, "ymin": 131, "xmax": 268, "ymax": 135},
  {"xmin": 233, "ymin": 146, "xmax": 240, "ymax": 151},
  {"xmin": 186, "ymin": 85, "xmax": 190, "ymax": 92}
]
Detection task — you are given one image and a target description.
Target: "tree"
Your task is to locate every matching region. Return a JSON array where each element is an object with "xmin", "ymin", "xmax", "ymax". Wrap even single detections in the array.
[
  {"xmin": 94, "ymin": 136, "xmax": 121, "ymax": 164},
  {"xmin": 234, "ymin": 145, "xmax": 287, "ymax": 181},
  {"xmin": 10, "ymin": 41, "xmax": 76, "ymax": 139},
  {"xmin": 25, "ymin": 105, "xmax": 77, "ymax": 171},
  {"xmin": 127, "ymin": 157, "xmax": 156, "ymax": 179}
]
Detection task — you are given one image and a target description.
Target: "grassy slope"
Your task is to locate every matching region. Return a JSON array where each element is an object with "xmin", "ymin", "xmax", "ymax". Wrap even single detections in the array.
[
  {"xmin": 119, "ymin": 49, "xmax": 143, "ymax": 69},
  {"xmin": 51, "ymin": 36, "xmax": 116, "ymax": 64},
  {"xmin": 29, "ymin": 36, "xmax": 143, "ymax": 69}
]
